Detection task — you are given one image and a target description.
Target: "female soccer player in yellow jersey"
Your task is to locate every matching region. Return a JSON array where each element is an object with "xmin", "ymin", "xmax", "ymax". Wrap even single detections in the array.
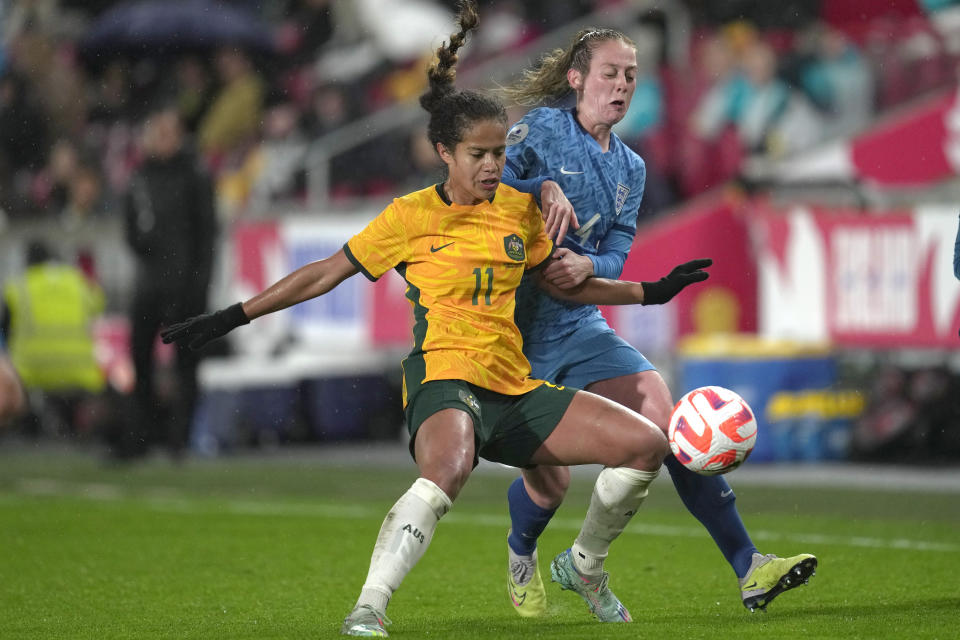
[{"xmin": 161, "ymin": 2, "xmax": 708, "ymax": 635}]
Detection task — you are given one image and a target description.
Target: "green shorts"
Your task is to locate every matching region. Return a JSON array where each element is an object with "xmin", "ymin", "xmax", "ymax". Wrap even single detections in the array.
[{"xmin": 405, "ymin": 379, "xmax": 578, "ymax": 468}]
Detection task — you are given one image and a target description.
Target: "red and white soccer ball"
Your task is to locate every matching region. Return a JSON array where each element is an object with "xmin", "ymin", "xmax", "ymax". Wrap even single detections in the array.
[{"xmin": 667, "ymin": 386, "xmax": 758, "ymax": 476}]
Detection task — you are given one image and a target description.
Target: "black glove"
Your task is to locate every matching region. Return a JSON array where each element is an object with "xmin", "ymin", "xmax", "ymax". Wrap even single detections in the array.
[
  {"xmin": 641, "ymin": 258, "xmax": 713, "ymax": 305},
  {"xmin": 160, "ymin": 302, "xmax": 250, "ymax": 351}
]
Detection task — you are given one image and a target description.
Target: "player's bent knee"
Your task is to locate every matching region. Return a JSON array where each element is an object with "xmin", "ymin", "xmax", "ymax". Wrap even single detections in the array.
[
  {"xmin": 417, "ymin": 451, "xmax": 474, "ymax": 500},
  {"xmin": 640, "ymin": 397, "xmax": 671, "ymax": 435},
  {"xmin": 523, "ymin": 465, "xmax": 569, "ymax": 506},
  {"xmin": 619, "ymin": 425, "xmax": 669, "ymax": 472}
]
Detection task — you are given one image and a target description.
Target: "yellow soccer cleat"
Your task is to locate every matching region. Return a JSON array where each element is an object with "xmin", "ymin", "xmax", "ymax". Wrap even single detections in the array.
[
  {"xmin": 740, "ymin": 553, "xmax": 818, "ymax": 612},
  {"xmin": 508, "ymin": 544, "xmax": 548, "ymax": 617}
]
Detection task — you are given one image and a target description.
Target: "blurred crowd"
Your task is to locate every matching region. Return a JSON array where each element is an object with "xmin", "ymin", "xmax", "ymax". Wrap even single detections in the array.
[
  {"xmin": 1, "ymin": 0, "xmax": 959, "ymax": 227},
  {"xmin": 0, "ymin": 0, "xmax": 613, "ymax": 224},
  {"xmin": 3, "ymin": 0, "xmax": 960, "ymax": 456},
  {"xmin": 851, "ymin": 362, "xmax": 960, "ymax": 464}
]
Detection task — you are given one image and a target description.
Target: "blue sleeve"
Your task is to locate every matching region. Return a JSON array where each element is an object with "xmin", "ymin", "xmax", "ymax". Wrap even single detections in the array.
[
  {"xmin": 502, "ymin": 161, "xmax": 553, "ymax": 200},
  {"xmin": 588, "ymin": 223, "xmax": 636, "ymax": 279},
  {"xmin": 503, "ymin": 109, "xmax": 557, "ymax": 205},
  {"xmin": 955, "ymin": 212, "xmax": 960, "ymax": 280},
  {"xmin": 587, "ymin": 152, "xmax": 644, "ymax": 279}
]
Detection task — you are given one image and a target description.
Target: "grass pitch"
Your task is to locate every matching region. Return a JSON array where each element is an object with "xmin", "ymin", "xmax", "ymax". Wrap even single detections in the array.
[{"xmin": 1, "ymin": 444, "xmax": 958, "ymax": 639}]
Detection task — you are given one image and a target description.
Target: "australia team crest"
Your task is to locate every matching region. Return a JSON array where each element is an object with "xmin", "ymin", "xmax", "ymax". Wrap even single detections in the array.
[
  {"xmin": 458, "ymin": 389, "xmax": 481, "ymax": 414},
  {"xmin": 503, "ymin": 234, "xmax": 525, "ymax": 261},
  {"xmin": 615, "ymin": 183, "xmax": 630, "ymax": 216}
]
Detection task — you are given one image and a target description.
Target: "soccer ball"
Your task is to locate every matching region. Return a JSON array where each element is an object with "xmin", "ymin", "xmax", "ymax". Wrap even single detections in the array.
[{"xmin": 667, "ymin": 386, "xmax": 757, "ymax": 476}]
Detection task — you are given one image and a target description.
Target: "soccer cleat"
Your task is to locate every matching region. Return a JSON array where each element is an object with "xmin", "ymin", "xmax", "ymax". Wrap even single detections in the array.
[
  {"xmin": 341, "ymin": 604, "xmax": 392, "ymax": 637},
  {"xmin": 550, "ymin": 548, "xmax": 631, "ymax": 622},
  {"xmin": 507, "ymin": 543, "xmax": 547, "ymax": 617},
  {"xmin": 740, "ymin": 552, "xmax": 818, "ymax": 612}
]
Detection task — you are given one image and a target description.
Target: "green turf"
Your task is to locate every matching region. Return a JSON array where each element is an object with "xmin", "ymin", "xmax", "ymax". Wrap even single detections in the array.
[{"xmin": 1, "ymin": 447, "xmax": 958, "ymax": 639}]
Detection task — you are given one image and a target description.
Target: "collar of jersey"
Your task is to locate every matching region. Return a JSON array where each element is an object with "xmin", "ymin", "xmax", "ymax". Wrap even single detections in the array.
[
  {"xmin": 434, "ymin": 183, "xmax": 496, "ymax": 206},
  {"xmin": 568, "ymin": 107, "xmax": 616, "ymax": 154}
]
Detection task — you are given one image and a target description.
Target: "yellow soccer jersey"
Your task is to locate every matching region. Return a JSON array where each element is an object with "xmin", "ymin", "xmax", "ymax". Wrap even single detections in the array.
[{"xmin": 344, "ymin": 183, "xmax": 554, "ymax": 403}]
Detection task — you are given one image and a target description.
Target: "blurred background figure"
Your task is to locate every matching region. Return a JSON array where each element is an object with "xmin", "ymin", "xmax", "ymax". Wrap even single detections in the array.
[
  {"xmin": 1, "ymin": 240, "xmax": 105, "ymax": 437},
  {"xmin": 121, "ymin": 107, "xmax": 217, "ymax": 460},
  {"xmin": 732, "ymin": 39, "xmax": 824, "ymax": 157},
  {"xmin": 0, "ymin": 341, "xmax": 26, "ymax": 429},
  {"xmin": 173, "ymin": 55, "xmax": 215, "ymax": 135},
  {"xmin": 954, "ymin": 210, "xmax": 960, "ymax": 280},
  {"xmin": 0, "ymin": 70, "xmax": 48, "ymax": 215},
  {"xmin": 60, "ymin": 165, "xmax": 104, "ymax": 233},
  {"xmin": 197, "ymin": 46, "xmax": 265, "ymax": 164},
  {"xmin": 36, "ymin": 138, "xmax": 81, "ymax": 215},
  {"xmin": 791, "ymin": 23, "xmax": 874, "ymax": 138},
  {"xmin": 920, "ymin": 0, "xmax": 960, "ymax": 54},
  {"xmin": 689, "ymin": 25, "xmax": 754, "ymax": 144}
]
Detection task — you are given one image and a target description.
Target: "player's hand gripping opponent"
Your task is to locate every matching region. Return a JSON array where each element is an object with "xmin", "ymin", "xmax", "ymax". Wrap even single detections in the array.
[
  {"xmin": 640, "ymin": 258, "xmax": 713, "ymax": 305},
  {"xmin": 540, "ymin": 180, "xmax": 579, "ymax": 245},
  {"xmin": 160, "ymin": 302, "xmax": 250, "ymax": 350}
]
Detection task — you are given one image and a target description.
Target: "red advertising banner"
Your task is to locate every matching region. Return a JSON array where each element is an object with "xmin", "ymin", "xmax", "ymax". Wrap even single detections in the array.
[
  {"xmin": 612, "ymin": 197, "xmax": 756, "ymax": 347},
  {"xmin": 233, "ymin": 220, "xmax": 282, "ymax": 296},
  {"xmin": 851, "ymin": 90, "xmax": 958, "ymax": 186},
  {"xmin": 370, "ymin": 270, "xmax": 413, "ymax": 347},
  {"xmin": 753, "ymin": 204, "xmax": 960, "ymax": 348}
]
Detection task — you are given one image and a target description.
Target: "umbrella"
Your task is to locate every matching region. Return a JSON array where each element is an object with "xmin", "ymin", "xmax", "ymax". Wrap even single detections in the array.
[{"xmin": 79, "ymin": 0, "xmax": 276, "ymax": 57}]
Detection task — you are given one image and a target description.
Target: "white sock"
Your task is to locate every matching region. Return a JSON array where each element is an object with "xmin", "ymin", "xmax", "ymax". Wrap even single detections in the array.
[
  {"xmin": 355, "ymin": 478, "xmax": 452, "ymax": 612},
  {"xmin": 571, "ymin": 466, "xmax": 659, "ymax": 577}
]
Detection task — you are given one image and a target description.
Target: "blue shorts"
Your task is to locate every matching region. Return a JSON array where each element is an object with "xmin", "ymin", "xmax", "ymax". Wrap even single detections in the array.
[{"xmin": 524, "ymin": 319, "xmax": 655, "ymax": 390}]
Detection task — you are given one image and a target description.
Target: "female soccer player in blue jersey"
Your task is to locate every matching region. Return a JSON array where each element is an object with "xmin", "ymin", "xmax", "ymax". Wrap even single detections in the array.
[{"xmin": 499, "ymin": 28, "xmax": 817, "ymax": 619}]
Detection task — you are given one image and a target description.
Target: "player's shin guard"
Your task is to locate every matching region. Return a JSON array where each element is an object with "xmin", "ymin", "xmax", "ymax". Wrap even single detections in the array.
[
  {"xmin": 356, "ymin": 477, "xmax": 453, "ymax": 612},
  {"xmin": 571, "ymin": 467, "xmax": 658, "ymax": 576},
  {"xmin": 663, "ymin": 455, "xmax": 757, "ymax": 577}
]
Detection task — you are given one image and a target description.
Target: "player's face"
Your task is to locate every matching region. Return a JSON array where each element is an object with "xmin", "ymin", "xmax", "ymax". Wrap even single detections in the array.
[
  {"xmin": 573, "ymin": 39, "xmax": 638, "ymax": 128},
  {"xmin": 438, "ymin": 118, "xmax": 506, "ymax": 205}
]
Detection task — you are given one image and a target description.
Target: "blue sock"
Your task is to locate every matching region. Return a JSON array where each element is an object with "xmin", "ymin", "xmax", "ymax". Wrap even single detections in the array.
[
  {"xmin": 506, "ymin": 477, "xmax": 556, "ymax": 556},
  {"xmin": 664, "ymin": 456, "xmax": 758, "ymax": 578}
]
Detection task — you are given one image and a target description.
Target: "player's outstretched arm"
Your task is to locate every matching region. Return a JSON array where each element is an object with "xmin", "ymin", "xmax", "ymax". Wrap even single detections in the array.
[
  {"xmin": 537, "ymin": 258, "xmax": 712, "ymax": 306},
  {"xmin": 161, "ymin": 249, "xmax": 358, "ymax": 351}
]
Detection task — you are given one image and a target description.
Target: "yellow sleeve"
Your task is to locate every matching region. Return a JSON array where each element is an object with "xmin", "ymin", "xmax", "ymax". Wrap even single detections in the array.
[
  {"xmin": 524, "ymin": 200, "xmax": 555, "ymax": 271},
  {"xmin": 343, "ymin": 200, "xmax": 411, "ymax": 281}
]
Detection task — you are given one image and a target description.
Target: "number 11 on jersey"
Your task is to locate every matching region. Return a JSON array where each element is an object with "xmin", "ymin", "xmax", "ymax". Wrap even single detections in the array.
[{"xmin": 472, "ymin": 267, "xmax": 494, "ymax": 305}]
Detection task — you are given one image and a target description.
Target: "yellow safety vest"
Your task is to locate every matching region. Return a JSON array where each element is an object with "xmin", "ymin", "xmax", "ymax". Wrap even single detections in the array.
[{"xmin": 3, "ymin": 264, "xmax": 105, "ymax": 392}]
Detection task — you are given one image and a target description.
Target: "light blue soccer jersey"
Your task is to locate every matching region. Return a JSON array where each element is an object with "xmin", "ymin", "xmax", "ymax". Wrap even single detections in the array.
[{"xmin": 503, "ymin": 107, "xmax": 646, "ymax": 343}]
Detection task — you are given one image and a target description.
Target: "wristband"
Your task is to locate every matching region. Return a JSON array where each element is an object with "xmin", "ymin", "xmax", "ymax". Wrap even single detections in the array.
[
  {"xmin": 222, "ymin": 302, "xmax": 250, "ymax": 328},
  {"xmin": 640, "ymin": 280, "xmax": 671, "ymax": 306}
]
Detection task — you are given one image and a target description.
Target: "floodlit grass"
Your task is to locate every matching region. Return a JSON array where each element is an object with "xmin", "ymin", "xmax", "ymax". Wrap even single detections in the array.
[{"xmin": 1, "ymin": 445, "xmax": 958, "ymax": 639}]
